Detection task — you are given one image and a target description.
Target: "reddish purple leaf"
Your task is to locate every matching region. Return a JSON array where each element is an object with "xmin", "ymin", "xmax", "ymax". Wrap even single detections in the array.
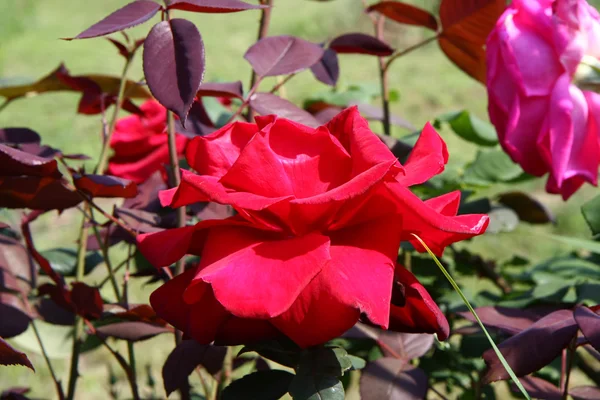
[
  {"xmin": 0, "ymin": 387, "xmax": 31, "ymax": 400},
  {"xmin": 0, "ymin": 144, "xmax": 60, "ymax": 178},
  {"xmin": 143, "ymin": 19, "xmax": 205, "ymax": 123},
  {"xmin": 162, "ymin": 340, "xmax": 227, "ymax": 395},
  {"xmin": 35, "ymin": 298, "xmax": 75, "ymax": 326},
  {"xmin": 0, "ymin": 293, "xmax": 31, "ymax": 338},
  {"xmin": 360, "ymin": 361, "xmax": 427, "ymax": 400},
  {"xmin": 378, "ymin": 332, "xmax": 434, "ymax": 360},
  {"xmin": 107, "ymin": 38, "xmax": 130, "ymax": 58},
  {"xmin": 68, "ymin": 1, "xmax": 161, "ymax": 40},
  {"xmin": 353, "ymin": 103, "xmax": 416, "ymax": 130},
  {"xmin": 510, "ymin": 376, "xmax": 561, "ymax": 400},
  {"xmin": 0, "ymin": 234, "xmax": 36, "ymax": 294},
  {"xmin": 313, "ymin": 106, "xmax": 344, "ymax": 124},
  {"xmin": 458, "ymin": 306, "xmax": 541, "ymax": 336},
  {"xmin": 0, "ymin": 222, "xmax": 8, "ymax": 229},
  {"xmin": 114, "ymin": 208, "xmax": 163, "ymax": 234},
  {"xmin": 0, "ymin": 177, "xmax": 82, "ymax": 210},
  {"xmin": 244, "ymin": 36, "xmax": 325, "ymax": 77},
  {"xmin": 196, "ymin": 81, "xmax": 243, "ymax": 99},
  {"xmin": 0, "ymin": 128, "xmax": 41, "ymax": 147},
  {"xmin": 571, "ymin": 386, "xmax": 600, "ymax": 400},
  {"xmin": 0, "ymin": 337, "xmax": 34, "ymax": 371},
  {"xmin": 330, "ymin": 33, "xmax": 394, "ymax": 56},
  {"xmin": 482, "ymin": 309, "xmax": 578, "ymax": 383},
  {"xmin": 95, "ymin": 321, "xmax": 171, "ymax": 341},
  {"xmin": 123, "ymin": 171, "xmax": 167, "ymax": 212},
  {"xmin": 574, "ymin": 306, "xmax": 600, "ymax": 353},
  {"xmin": 70, "ymin": 282, "xmax": 104, "ymax": 320},
  {"xmin": 310, "ymin": 48, "xmax": 340, "ymax": 86},
  {"xmin": 21, "ymin": 214, "xmax": 66, "ymax": 287},
  {"xmin": 174, "ymin": 100, "xmax": 216, "ymax": 137},
  {"xmin": 367, "ymin": 1, "xmax": 439, "ymax": 31},
  {"xmin": 115, "ymin": 304, "xmax": 168, "ymax": 326},
  {"xmin": 74, "ymin": 174, "xmax": 137, "ymax": 198},
  {"xmin": 166, "ymin": 0, "xmax": 267, "ymax": 13},
  {"xmin": 249, "ymin": 93, "xmax": 320, "ymax": 127}
]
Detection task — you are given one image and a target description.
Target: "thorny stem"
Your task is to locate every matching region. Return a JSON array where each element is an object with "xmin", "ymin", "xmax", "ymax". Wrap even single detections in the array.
[
  {"xmin": 166, "ymin": 109, "xmax": 191, "ymax": 400},
  {"xmin": 90, "ymin": 209, "xmax": 121, "ymax": 302},
  {"xmin": 429, "ymin": 385, "xmax": 449, "ymax": 400},
  {"xmin": 226, "ymin": 76, "xmax": 264, "ymax": 124},
  {"xmin": 562, "ymin": 342, "xmax": 576, "ymax": 400},
  {"xmin": 66, "ymin": 205, "xmax": 90, "ymax": 400},
  {"xmin": 375, "ymin": 15, "xmax": 391, "ymax": 136},
  {"xmin": 269, "ymin": 73, "xmax": 296, "ymax": 94},
  {"xmin": 96, "ymin": 54, "xmax": 134, "ymax": 174},
  {"xmin": 247, "ymin": 0, "xmax": 273, "ymax": 121},
  {"xmin": 196, "ymin": 367, "xmax": 213, "ymax": 400},
  {"xmin": 124, "ymin": 245, "xmax": 139, "ymax": 400},
  {"xmin": 384, "ymin": 35, "xmax": 439, "ymax": 72},
  {"xmin": 32, "ymin": 320, "xmax": 65, "ymax": 400},
  {"xmin": 98, "ymin": 253, "xmax": 134, "ymax": 288}
]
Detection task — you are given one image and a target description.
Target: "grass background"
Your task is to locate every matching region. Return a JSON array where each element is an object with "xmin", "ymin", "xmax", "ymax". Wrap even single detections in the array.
[{"xmin": 1, "ymin": 0, "xmax": 599, "ymax": 398}]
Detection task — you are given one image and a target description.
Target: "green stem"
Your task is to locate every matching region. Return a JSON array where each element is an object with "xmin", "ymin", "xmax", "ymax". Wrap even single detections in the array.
[
  {"xmin": 375, "ymin": 15, "xmax": 391, "ymax": 136},
  {"xmin": 32, "ymin": 320, "xmax": 65, "ymax": 400},
  {"xmin": 384, "ymin": 35, "xmax": 439, "ymax": 72},
  {"xmin": 562, "ymin": 345, "xmax": 575, "ymax": 400},
  {"xmin": 247, "ymin": 0, "xmax": 273, "ymax": 121},
  {"xmin": 95, "ymin": 55, "xmax": 134, "ymax": 174},
  {"xmin": 217, "ymin": 347, "xmax": 234, "ymax": 399},
  {"xmin": 66, "ymin": 209, "xmax": 90, "ymax": 400},
  {"xmin": 411, "ymin": 233, "xmax": 531, "ymax": 400},
  {"xmin": 90, "ymin": 209, "xmax": 121, "ymax": 302}
]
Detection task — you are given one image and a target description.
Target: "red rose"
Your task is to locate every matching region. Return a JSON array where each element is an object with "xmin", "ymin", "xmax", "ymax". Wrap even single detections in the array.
[
  {"xmin": 107, "ymin": 100, "xmax": 188, "ymax": 183},
  {"xmin": 138, "ymin": 107, "xmax": 488, "ymax": 348}
]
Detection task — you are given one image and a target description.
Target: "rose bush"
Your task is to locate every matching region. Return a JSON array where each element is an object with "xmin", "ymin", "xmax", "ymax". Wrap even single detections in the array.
[
  {"xmin": 107, "ymin": 100, "xmax": 188, "ymax": 183},
  {"xmin": 138, "ymin": 107, "xmax": 489, "ymax": 348},
  {"xmin": 487, "ymin": 0, "xmax": 600, "ymax": 199}
]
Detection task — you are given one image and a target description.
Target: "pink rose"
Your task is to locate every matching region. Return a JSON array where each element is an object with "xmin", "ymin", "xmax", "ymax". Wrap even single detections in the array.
[{"xmin": 487, "ymin": 0, "xmax": 600, "ymax": 199}]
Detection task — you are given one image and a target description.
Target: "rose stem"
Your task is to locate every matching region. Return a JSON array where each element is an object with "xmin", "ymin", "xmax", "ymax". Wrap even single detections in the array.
[
  {"xmin": 67, "ymin": 50, "xmax": 135, "ymax": 399},
  {"xmin": 31, "ymin": 319, "xmax": 65, "ymax": 400},
  {"xmin": 246, "ymin": 0, "xmax": 273, "ymax": 121}
]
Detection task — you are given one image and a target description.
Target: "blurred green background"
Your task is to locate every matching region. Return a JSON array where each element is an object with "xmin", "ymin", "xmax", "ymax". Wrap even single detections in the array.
[{"xmin": 1, "ymin": 0, "xmax": 600, "ymax": 398}]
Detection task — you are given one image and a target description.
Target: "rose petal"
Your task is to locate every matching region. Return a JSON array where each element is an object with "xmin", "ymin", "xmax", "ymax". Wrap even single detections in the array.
[
  {"xmin": 388, "ymin": 265, "xmax": 449, "ymax": 340},
  {"xmin": 186, "ymin": 227, "xmax": 331, "ymax": 319}
]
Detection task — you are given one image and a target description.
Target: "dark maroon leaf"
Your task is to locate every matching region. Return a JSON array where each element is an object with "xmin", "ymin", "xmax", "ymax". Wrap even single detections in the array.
[
  {"xmin": 497, "ymin": 191, "xmax": 555, "ymax": 224},
  {"xmin": 70, "ymin": 282, "xmax": 103, "ymax": 320},
  {"xmin": 67, "ymin": 1, "xmax": 161, "ymax": 40},
  {"xmin": 244, "ymin": 36, "xmax": 325, "ymax": 77},
  {"xmin": 360, "ymin": 360, "xmax": 427, "ymax": 400},
  {"xmin": 313, "ymin": 106, "xmax": 344, "ymax": 124},
  {"xmin": 0, "ymin": 235, "xmax": 36, "ymax": 294},
  {"xmin": 174, "ymin": 100, "xmax": 216, "ymax": 137},
  {"xmin": 162, "ymin": 340, "xmax": 227, "ymax": 394},
  {"xmin": 574, "ymin": 306, "xmax": 600, "ymax": 353},
  {"xmin": 367, "ymin": 1, "xmax": 438, "ymax": 31},
  {"xmin": 482, "ymin": 309, "xmax": 579, "ymax": 383},
  {"xmin": 107, "ymin": 38, "xmax": 130, "ymax": 58},
  {"xmin": 0, "ymin": 294, "xmax": 31, "ymax": 338},
  {"xmin": 143, "ymin": 19, "xmax": 205, "ymax": 123},
  {"xmin": 114, "ymin": 304, "xmax": 167, "ymax": 326},
  {"xmin": 0, "ymin": 387, "xmax": 31, "ymax": 400},
  {"xmin": 35, "ymin": 298, "xmax": 75, "ymax": 326},
  {"xmin": 329, "ymin": 33, "xmax": 394, "ymax": 56},
  {"xmin": 0, "ymin": 177, "xmax": 81, "ymax": 211},
  {"xmin": 196, "ymin": 81, "xmax": 243, "ymax": 99},
  {"xmin": 0, "ymin": 267, "xmax": 19, "ymax": 294},
  {"xmin": 114, "ymin": 208, "xmax": 163, "ymax": 233},
  {"xmin": 510, "ymin": 376, "xmax": 561, "ymax": 400},
  {"xmin": 0, "ymin": 144, "xmax": 60, "ymax": 178},
  {"xmin": 0, "ymin": 128, "xmax": 40, "ymax": 146},
  {"xmin": 74, "ymin": 174, "xmax": 137, "ymax": 198},
  {"xmin": 378, "ymin": 332, "xmax": 434, "ymax": 360},
  {"xmin": 0, "ymin": 64, "xmax": 150, "ymax": 102},
  {"xmin": 249, "ymin": 93, "xmax": 320, "ymax": 127},
  {"xmin": 439, "ymin": 0, "xmax": 505, "ymax": 46},
  {"xmin": 0, "ymin": 337, "xmax": 34, "ymax": 371},
  {"xmin": 310, "ymin": 48, "xmax": 340, "ymax": 86},
  {"xmin": 255, "ymin": 357, "xmax": 270, "ymax": 371},
  {"xmin": 457, "ymin": 306, "xmax": 541, "ymax": 336},
  {"xmin": 570, "ymin": 386, "xmax": 600, "ymax": 400},
  {"xmin": 96, "ymin": 321, "xmax": 170, "ymax": 341},
  {"xmin": 21, "ymin": 214, "xmax": 65, "ymax": 287},
  {"xmin": 122, "ymin": 171, "xmax": 167, "ymax": 212},
  {"xmin": 166, "ymin": 0, "xmax": 267, "ymax": 13}
]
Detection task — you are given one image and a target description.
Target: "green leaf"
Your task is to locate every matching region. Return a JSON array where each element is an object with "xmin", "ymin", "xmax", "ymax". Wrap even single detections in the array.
[
  {"xmin": 540, "ymin": 233, "xmax": 600, "ymax": 254},
  {"xmin": 463, "ymin": 149, "xmax": 526, "ymax": 186},
  {"xmin": 582, "ymin": 194, "xmax": 600, "ymax": 235},
  {"xmin": 289, "ymin": 375, "xmax": 344, "ymax": 400},
  {"xmin": 222, "ymin": 370, "xmax": 295, "ymax": 400},
  {"xmin": 296, "ymin": 347, "xmax": 352, "ymax": 377},
  {"xmin": 435, "ymin": 110, "xmax": 498, "ymax": 146},
  {"xmin": 40, "ymin": 248, "xmax": 102, "ymax": 276},
  {"xmin": 347, "ymin": 355, "xmax": 366, "ymax": 371}
]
